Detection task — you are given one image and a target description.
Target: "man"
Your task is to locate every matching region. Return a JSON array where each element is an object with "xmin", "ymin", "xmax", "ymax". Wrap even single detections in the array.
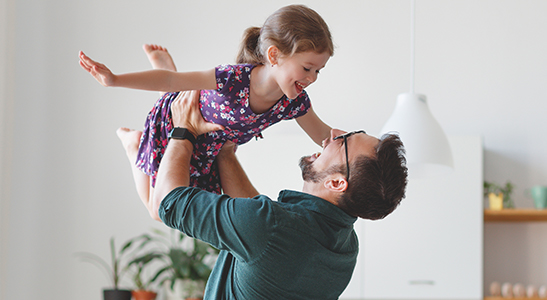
[{"xmin": 146, "ymin": 91, "xmax": 408, "ymax": 299}]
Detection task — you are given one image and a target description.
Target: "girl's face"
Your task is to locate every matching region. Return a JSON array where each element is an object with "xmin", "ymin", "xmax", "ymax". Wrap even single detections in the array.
[{"xmin": 274, "ymin": 50, "xmax": 330, "ymax": 100}]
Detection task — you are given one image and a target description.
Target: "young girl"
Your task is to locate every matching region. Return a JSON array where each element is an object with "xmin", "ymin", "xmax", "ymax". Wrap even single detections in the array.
[{"xmin": 79, "ymin": 4, "xmax": 334, "ymax": 201}]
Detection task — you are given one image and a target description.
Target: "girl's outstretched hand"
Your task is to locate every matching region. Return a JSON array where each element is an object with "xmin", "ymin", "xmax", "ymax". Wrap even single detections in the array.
[{"xmin": 79, "ymin": 51, "xmax": 116, "ymax": 87}]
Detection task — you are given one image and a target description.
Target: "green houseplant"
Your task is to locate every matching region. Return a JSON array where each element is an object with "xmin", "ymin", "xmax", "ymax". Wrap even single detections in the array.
[
  {"xmin": 126, "ymin": 250, "xmax": 163, "ymax": 300},
  {"xmin": 484, "ymin": 180, "xmax": 515, "ymax": 209},
  {"xmin": 132, "ymin": 228, "xmax": 219, "ymax": 300},
  {"xmin": 75, "ymin": 237, "xmax": 135, "ymax": 300}
]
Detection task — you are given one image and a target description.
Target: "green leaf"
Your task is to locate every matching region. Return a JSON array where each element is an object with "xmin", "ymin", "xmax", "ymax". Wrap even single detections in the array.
[
  {"xmin": 75, "ymin": 252, "xmax": 113, "ymax": 284},
  {"xmin": 150, "ymin": 265, "xmax": 171, "ymax": 283}
]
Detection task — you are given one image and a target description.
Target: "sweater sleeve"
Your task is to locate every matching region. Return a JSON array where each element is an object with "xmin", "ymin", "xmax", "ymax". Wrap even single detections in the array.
[{"xmin": 159, "ymin": 186, "xmax": 276, "ymax": 262}]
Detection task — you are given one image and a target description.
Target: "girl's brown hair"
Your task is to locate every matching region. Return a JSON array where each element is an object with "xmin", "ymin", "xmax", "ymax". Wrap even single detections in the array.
[{"xmin": 236, "ymin": 5, "xmax": 334, "ymax": 65}]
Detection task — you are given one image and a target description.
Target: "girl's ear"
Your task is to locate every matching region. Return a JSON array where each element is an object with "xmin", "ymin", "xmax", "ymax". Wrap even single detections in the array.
[
  {"xmin": 324, "ymin": 175, "xmax": 348, "ymax": 193},
  {"xmin": 267, "ymin": 45, "xmax": 280, "ymax": 66}
]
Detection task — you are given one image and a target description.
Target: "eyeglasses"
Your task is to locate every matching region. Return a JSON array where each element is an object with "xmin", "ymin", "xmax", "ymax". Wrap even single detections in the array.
[{"xmin": 333, "ymin": 130, "xmax": 367, "ymax": 180}]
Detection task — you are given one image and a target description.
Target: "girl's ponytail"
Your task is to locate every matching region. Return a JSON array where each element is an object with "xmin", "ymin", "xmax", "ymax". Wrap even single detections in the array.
[{"xmin": 236, "ymin": 27, "xmax": 263, "ymax": 65}]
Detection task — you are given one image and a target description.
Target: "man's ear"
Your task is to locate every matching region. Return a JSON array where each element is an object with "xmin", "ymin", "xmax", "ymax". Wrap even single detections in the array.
[
  {"xmin": 267, "ymin": 45, "xmax": 280, "ymax": 66},
  {"xmin": 324, "ymin": 175, "xmax": 348, "ymax": 193}
]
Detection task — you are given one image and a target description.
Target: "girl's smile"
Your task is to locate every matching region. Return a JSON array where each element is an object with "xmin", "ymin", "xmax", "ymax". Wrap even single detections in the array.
[
  {"xmin": 295, "ymin": 81, "xmax": 308, "ymax": 95},
  {"xmin": 274, "ymin": 50, "xmax": 331, "ymax": 100}
]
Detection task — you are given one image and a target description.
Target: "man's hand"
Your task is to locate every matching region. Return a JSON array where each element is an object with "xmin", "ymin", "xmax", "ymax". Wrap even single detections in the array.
[
  {"xmin": 218, "ymin": 140, "xmax": 237, "ymax": 158},
  {"xmin": 170, "ymin": 90, "xmax": 224, "ymax": 137}
]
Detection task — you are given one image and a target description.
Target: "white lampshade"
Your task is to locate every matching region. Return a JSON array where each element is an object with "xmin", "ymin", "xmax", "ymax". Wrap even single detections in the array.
[{"xmin": 380, "ymin": 92, "xmax": 453, "ymax": 178}]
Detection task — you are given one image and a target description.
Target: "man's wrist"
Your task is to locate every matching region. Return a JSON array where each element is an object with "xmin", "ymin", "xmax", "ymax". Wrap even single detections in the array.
[{"xmin": 168, "ymin": 127, "xmax": 197, "ymax": 144}]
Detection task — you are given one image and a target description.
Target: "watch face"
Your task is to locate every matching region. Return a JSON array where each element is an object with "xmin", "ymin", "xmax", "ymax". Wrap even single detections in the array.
[
  {"xmin": 170, "ymin": 128, "xmax": 188, "ymax": 138},
  {"xmin": 169, "ymin": 128, "xmax": 196, "ymax": 143}
]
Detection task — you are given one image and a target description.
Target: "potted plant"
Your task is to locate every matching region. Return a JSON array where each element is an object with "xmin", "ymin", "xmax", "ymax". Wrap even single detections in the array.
[
  {"xmin": 132, "ymin": 228, "xmax": 219, "ymax": 300},
  {"xmin": 126, "ymin": 250, "xmax": 163, "ymax": 300},
  {"xmin": 75, "ymin": 237, "xmax": 135, "ymax": 300},
  {"xmin": 484, "ymin": 181, "xmax": 515, "ymax": 210}
]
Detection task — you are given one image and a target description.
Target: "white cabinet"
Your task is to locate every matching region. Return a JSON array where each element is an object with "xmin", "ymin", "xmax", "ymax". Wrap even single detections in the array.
[{"xmin": 341, "ymin": 136, "xmax": 483, "ymax": 300}]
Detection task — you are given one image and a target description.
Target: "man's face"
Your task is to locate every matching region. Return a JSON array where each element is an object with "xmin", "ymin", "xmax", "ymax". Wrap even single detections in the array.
[
  {"xmin": 299, "ymin": 129, "xmax": 380, "ymax": 182},
  {"xmin": 299, "ymin": 155, "xmax": 325, "ymax": 183}
]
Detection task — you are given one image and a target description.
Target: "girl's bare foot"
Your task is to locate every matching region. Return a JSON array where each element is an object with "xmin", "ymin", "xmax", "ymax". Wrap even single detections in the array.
[
  {"xmin": 143, "ymin": 44, "xmax": 177, "ymax": 71},
  {"xmin": 116, "ymin": 127, "xmax": 142, "ymax": 162}
]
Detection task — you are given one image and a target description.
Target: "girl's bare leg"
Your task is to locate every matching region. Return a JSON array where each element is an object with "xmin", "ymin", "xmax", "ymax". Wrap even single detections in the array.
[{"xmin": 116, "ymin": 127, "xmax": 154, "ymax": 210}]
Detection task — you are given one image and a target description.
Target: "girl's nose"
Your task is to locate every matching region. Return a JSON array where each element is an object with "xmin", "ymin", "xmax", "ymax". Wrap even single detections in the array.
[{"xmin": 308, "ymin": 72, "xmax": 318, "ymax": 83}]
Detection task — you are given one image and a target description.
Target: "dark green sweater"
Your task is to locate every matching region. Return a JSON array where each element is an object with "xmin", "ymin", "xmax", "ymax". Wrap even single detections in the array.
[{"xmin": 160, "ymin": 187, "xmax": 358, "ymax": 300}]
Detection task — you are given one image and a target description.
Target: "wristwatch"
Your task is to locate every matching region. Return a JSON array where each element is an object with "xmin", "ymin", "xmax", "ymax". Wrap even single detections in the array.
[{"xmin": 168, "ymin": 127, "xmax": 196, "ymax": 144}]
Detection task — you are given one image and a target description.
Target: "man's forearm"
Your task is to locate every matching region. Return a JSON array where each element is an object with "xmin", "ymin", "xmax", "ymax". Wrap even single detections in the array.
[
  {"xmin": 217, "ymin": 148, "xmax": 259, "ymax": 198},
  {"xmin": 151, "ymin": 139, "xmax": 193, "ymax": 220}
]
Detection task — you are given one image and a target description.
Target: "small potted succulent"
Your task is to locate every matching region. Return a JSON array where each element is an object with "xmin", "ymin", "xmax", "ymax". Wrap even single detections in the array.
[
  {"xmin": 75, "ymin": 237, "xmax": 135, "ymax": 300},
  {"xmin": 484, "ymin": 180, "xmax": 515, "ymax": 210}
]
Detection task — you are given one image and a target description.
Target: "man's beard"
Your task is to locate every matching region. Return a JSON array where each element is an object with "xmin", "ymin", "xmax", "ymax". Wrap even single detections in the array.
[{"xmin": 299, "ymin": 156, "xmax": 326, "ymax": 183}]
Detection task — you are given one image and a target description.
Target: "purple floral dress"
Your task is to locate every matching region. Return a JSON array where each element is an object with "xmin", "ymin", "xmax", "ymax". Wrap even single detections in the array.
[{"xmin": 135, "ymin": 64, "xmax": 311, "ymax": 194}]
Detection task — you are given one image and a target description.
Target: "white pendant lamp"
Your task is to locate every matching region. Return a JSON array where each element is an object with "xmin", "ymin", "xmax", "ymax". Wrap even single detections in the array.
[{"xmin": 380, "ymin": 0, "xmax": 453, "ymax": 178}]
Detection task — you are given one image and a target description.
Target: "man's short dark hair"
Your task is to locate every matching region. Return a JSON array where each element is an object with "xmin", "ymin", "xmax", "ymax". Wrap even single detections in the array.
[{"xmin": 338, "ymin": 134, "xmax": 408, "ymax": 220}]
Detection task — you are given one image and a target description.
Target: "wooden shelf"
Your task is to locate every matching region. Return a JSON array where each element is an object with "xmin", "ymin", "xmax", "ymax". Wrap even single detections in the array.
[
  {"xmin": 484, "ymin": 209, "xmax": 547, "ymax": 222},
  {"xmin": 484, "ymin": 211, "xmax": 547, "ymax": 300},
  {"xmin": 485, "ymin": 298, "xmax": 545, "ymax": 300}
]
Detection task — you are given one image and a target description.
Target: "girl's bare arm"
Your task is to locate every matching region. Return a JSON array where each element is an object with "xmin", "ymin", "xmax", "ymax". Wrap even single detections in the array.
[
  {"xmin": 79, "ymin": 51, "xmax": 217, "ymax": 92},
  {"xmin": 296, "ymin": 106, "xmax": 332, "ymax": 146}
]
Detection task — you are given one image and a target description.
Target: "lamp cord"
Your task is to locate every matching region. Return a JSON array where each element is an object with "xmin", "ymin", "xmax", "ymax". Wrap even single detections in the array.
[{"xmin": 410, "ymin": 0, "xmax": 415, "ymax": 94}]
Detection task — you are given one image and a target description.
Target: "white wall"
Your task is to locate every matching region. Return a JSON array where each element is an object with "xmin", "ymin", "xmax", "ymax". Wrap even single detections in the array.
[
  {"xmin": 1, "ymin": 0, "xmax": 547, "ymax": 299},
  {"xmin": 0, "ymin": 0, "xmax": 14, "ymax": 299}
]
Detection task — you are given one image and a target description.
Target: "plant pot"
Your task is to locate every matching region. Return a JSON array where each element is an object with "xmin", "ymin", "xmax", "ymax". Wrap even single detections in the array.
[
  {"xmin": 488, "ymin": 192, "xmax": 504, "ymax": 210},
  {"xmin": 103, "ymin": 289, "xmax": 132, "ymax": 300},
  {"xmin": 131, "ymin": 290, "xmax": 158, "ymax": 300}
]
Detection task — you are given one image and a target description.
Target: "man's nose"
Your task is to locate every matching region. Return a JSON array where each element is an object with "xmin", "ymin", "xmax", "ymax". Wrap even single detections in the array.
[{"xmin": 331, "ymin": 129, "xmax": 346, "ymax": 140}]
